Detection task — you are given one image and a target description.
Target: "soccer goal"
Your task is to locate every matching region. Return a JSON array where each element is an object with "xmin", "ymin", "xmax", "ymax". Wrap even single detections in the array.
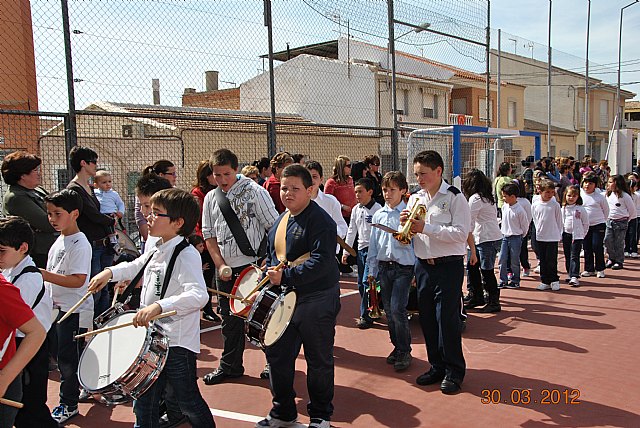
[{"xmin": 406, "ymin": 125, "xmax": 541, "ymax": 189}]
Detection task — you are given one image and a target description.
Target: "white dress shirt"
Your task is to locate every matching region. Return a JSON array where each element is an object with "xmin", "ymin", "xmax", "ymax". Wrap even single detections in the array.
[
  {"xmin": 408, "ymin": 180, "xmax": 471, "ymax": 259},
  {"xmin": 467, "ymin": 193, "xmax": 502, "ymax": 244},
  {"xmin": 345, "ymin": 200, "xmax": 382, "ymax": 250},
  {"xmin": 313, "ymin": 190, "xmax": 348, "ymax": 254},
  {"xmin": 109, "ymin": 235, "xmax": 208, "ymax": 354}
]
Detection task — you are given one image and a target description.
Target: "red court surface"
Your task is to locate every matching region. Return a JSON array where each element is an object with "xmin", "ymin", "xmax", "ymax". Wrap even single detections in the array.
[{"xmin": 47, "ymin": 253, "xmax": 640, "ymax": 427}]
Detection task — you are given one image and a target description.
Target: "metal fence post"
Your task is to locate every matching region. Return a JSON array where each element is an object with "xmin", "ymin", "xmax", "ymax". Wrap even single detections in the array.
[{"xmin": 61, "ymin": 0, "xmax": 77, "ymax": 151}]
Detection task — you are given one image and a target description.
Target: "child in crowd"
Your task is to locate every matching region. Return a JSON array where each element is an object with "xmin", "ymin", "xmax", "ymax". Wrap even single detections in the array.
[
  {"xmin": 0, "ymin": 217, "xmax": 56, "ymax": 428},
  {"xmin": 367, "ymin": 171, "xmax": 415, "ymax": 371},
  {"xmin": 188, "ymin": 234, "xmax": 221, "ymax": 323},
  {"xmin": 343, "ymin": 178, "xmax": 382, "ymax": 329},
  {"xmin": 462, "ymin": 169, "xmax": 502, "ymax": 313},
  {"xmin": 580, "ymin": 172, "xmax": 608, "ymax": 278},
  {"xmin": 40, "ymin": 189, "xmax": 93, "ymax": 424},
  {"xmin": 498, "ymin": 183, "xmax": 529, "ymax": 289},
  {"xmin": 532, "ymin": 179, "xmax": 563, "ymax": 291},
  {"xmin": 94, "ymin": 170, "xmax": 125, "ymax": 252},
  {"xmin": 514, "ymin": 180, "xmax": 533, "ymax": 277},
  {"xmin": 561, "ymin": 186, "xmax": 589, "ymax": 286},
  {"xmin": 0, "ymin": 276, "xmax": 46, "ymax": 428},
  {"xmin": 604, "ymin": 175, "xmax": 636, "ymax": 270},
  {"xmin": 241, "ymin": 165, "xmax": 260, "ymax": 183},
  {"xmin": 88, "ymin": 188, "xmax": 214, "ymax": 428},
  {"xmin": 624, "ymin": 179, "xmax": 639, "ymax": 258}
]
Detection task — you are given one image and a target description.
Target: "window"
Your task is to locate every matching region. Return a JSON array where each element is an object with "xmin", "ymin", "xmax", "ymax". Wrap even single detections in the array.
[
  {"xmin": 452, "ymin": 98, "xmax": 467, "ymax": 115},
  {"xmin": 507, "ymin": 100, "xmax": 517, "ymax": 127},
  {"xmin": 422, "ymin": 91, "xmax": 438, "ymax": 119},
  {"xmin": 577, "ymin": 98, "xmax": 585, "ymax": 128},
  {"xmin": 599, "ymin": 99, "xmax": 609, "ymax": 128},
  {"xmin": 479, "ymin": 98, "xmax": 493, "ymax": 121}
]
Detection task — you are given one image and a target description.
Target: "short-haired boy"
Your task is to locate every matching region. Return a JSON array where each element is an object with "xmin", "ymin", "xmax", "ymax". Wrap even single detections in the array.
[
  {"xmin": 366, "ymin": 171, "xmax": 415, "ymax": 371},
  {"xmin": 40, "ymin": 189, "xmax": 93, "ymax": 424},
  {"xmin": 532, "ymin": 179, "xmax": 563, "ymax": 291},
  {"xmin": 89, "ymin": 188, "xmax": 214, "ymax": 427},
  {"xmin": 498, "ymin": 183, "xmax": 529, "ymax": 289},
  {"xmin": 0, "ymin": 217, "xmax": 56, "ymax": 427},
  {"xmin": 342, "ymin": 177, "xmax": 381, "ymax": 328}
]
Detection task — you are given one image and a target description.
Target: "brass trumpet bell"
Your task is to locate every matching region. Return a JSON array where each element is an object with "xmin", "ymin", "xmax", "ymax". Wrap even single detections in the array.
[{"xmin": 394, "ymin": 203, "xmax": 426, "ymax": 244}]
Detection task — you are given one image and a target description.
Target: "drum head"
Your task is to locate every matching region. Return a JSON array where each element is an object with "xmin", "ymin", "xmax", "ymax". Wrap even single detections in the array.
[
  {"xmin": 78, "ymin": 312, "xmax": 148, "ymax": 392},
  {"xmin": 230, "ymin": 265, "xmax": 262, "ymax": 316},
  {"xmin": 263, "ymin": 291, "xmax": 296, "ymax": 347}
]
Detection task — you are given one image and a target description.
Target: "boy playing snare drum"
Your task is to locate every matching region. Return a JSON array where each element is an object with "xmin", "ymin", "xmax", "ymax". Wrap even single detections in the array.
[{"xmin": 89, "ymin": 188, "xmax": 214, "ymax": 428}]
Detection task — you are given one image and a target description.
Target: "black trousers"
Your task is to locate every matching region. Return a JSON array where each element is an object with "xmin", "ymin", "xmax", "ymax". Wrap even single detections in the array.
[
  {"xmin": 537, "ymin": 241, "xmax": 559, "ymax": 284},
  {"xmin": 415, "ymin": 258, "xmax": 466, "ymax": 384},
  {"xmin": 265, "ymin": 286, "xmax": 340, "ymax": 422},
  {"xmin": 14, "ymin": 337, "xmax": 58, "ymax": 428},
  {"xmin": 216, "ymin": 265, "xmax": 248, "ymax": 375}
]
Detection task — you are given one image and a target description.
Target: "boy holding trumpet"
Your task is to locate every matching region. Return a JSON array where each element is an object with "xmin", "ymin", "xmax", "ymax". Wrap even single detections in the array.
[{"xmin": 88, "ymin": 188, "xmax": 214, "ymax": 427}]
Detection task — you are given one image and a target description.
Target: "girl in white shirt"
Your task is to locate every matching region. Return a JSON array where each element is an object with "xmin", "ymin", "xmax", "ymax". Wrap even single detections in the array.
[
  {"xmin": 580, "ymin": 172, "xmax": 609, "ymax": 277},
  {"xmin": 604, "ymin": 175, "xmax": 637, "ymax": 270},
  {"xmin": 561, "ymin": 186, "xmax": 589, "ymax": 286},
  {"xmin": 624, "ymin": 180, "xmax": 638, "ymax": 257}
]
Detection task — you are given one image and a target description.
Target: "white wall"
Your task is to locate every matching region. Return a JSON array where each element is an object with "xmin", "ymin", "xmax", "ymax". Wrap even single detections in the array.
[{"xmin": 240, "ymin": 54, "xmax": 377, "ymax": 127}]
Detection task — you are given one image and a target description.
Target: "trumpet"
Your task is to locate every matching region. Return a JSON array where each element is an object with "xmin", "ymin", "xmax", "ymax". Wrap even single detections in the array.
[
  {"xmin": 367, "ymin": 276, "xmax": 382, "ymax": 319},
  {"xmin": 395, "ymin": 203, "xmax": 427, "ymax": 244}
]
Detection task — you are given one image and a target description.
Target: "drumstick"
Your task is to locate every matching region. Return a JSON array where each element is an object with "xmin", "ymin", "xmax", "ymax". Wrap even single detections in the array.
[
  {"xmin": 207, "ymin": 288, "xmax": 248, "ymax": 301},
  {"xmin": 0, "ymin": 397, "xmax": 23, "ymax": 409},
  {"xmin": 336, "ymin": 235, "xmax": 357, "ymax": 257},
  {"xmin": 111, "ymin": 287, "xmax": 119, "ymax": 307},
  {"xmin": 244, "ymin": 260, "xmax": 286, "ymax": 298},
  {"xmin": 74, "ymin": 310, "xmax": 177, "ymax": 339},
  {"xmin": 58, "ymin": 291, "xmax": 93, "ymax": 323}
]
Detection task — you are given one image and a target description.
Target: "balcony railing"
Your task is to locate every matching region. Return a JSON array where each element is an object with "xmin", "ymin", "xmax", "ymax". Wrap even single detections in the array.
[{"xmin": 448, "ymin": 113, "xmax": 473, "ymax": 126}]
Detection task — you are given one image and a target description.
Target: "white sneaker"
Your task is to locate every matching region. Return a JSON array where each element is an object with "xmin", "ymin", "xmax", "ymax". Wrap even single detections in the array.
[
  {"xmin": 624, "ymin": 252, "xmax": 630, "ymax": 257},
  {"xmin": 51, "ymin": 404, "xmax": 79, "ymax": 424},
  {"xmin": 596, "ymin": 271, "xmax": 606, "ymax": 278},
  {"xmin": 522, "ymin": 268, "xmax": 530, "ymax": 277},
  {"xmin": 255, "ymin": 415, "xmax": 304, "ymax": 428},
  {"xmin": 537, "ymin": 283, "xmax": 551, "ymax": 291},
  {"xmin": 533, "ymin": 265, "xmax": 541, "ymax": 274},
  {"xmin": 309, "ymin": 419, "xmax": 331, "ymax": 428},
  {"xmin": 569, "ymin": 277, "xmax": 580, "ymax": 287},
  {"xmin": 551, "ymin": 281, "xmax": 561, "ymax": 291},
  {"xmin": 632, "ymin": 252, "xmax": 639, "ymax": 258},
  {"xmin": 581, "ymin": 271, "xmax": 595, "ymax": 277}
]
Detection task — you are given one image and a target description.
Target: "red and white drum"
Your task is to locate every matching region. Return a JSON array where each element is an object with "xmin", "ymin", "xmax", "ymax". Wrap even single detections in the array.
[
  {"xmin": 78, "ymin": 311, "xmax": 169, "ymax": 404},
  {"xmin": 229, "ymin": 265, "xmax": 262, "ymax": 317}
]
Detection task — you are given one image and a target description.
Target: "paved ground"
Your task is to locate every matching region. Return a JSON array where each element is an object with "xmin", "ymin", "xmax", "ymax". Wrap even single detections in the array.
[{"xmin": 47, "ymin": 251, "xmax": 640, "ymax": 427}]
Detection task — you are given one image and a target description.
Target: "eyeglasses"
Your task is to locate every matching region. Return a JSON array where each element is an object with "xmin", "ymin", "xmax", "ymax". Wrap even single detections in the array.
[
  {"xmin": 147, "ymin": 212, "xmax": 171, "ymax": 220},
  {"xmin": 163, "ymin": 172, "xmax": 177, "ymax": 177}
]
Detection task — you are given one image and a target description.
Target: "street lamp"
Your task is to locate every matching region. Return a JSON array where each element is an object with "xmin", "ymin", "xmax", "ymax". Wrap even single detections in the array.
[{"xmin": 616, "ymin": 0, "xmax": 639, "ymax": 131}]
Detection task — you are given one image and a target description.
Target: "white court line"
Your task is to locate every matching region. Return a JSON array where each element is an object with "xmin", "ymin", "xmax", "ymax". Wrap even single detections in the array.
[
  {"xmin": 200, "ymin": 289, "xmax": 359, "ymax": 333},
  {"xmin": 210, "ymin": 408, "xmax": 263, "ymax": 423}
]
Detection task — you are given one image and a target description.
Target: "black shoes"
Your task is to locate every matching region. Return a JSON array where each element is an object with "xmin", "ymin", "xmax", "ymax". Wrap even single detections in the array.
[
  {"xmin": 440, "ymin": 378, "xmax": 461, "ymax": 394},
  {"xmin": 416, "ymin": 369, "xmax": 445, "ymax": 386},
  {"xmin": 356, "ymin": 317, "xmax": 373, "ymax": 329},
  {"xmin": 203, "ymin": 368, "xmax": 243, "ymax": 385},
  {"xmin": 260, "ymin": 364, "xmax": 270, "ymax": 379},
  {"xmin": 393, "ymin": 352, "xmax": 412, "ymax": 371},
  {"xmin": 203, "ymin": 312, "xmax": 221, "ymax": 323},
  {"xmin": 386, "ymin": 349, "xmax": 397, "ymax": 365}
]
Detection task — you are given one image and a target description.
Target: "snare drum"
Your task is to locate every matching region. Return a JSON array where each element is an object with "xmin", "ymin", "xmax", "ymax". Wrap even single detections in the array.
[
  {"xmin": 78, "ymin": 311, "xmax": 169, "ymax": 404},
  {"xmin": 94, "ymin": 303, "xmax": 126, "ymax": 328},
  {"xmin": 246, "ymin": 284, "xmax": 296, "ymax": 349},
  {"xmin": 229, "ymin": 265, "xmax": 262, "ymax": 317}
]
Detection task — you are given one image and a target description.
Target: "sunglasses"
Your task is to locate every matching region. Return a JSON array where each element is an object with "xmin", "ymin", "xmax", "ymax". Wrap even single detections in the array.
[
  {"xmin": 87, "ymin": 159, "xmax": 98, "ymax": 165},
  {"xmin": 147, "ymin": 212, "xmax": 171, "ymax": 220}
]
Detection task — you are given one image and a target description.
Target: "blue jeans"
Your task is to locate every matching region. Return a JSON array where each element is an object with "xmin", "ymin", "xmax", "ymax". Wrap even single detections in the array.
[
  {"xmin": 562, "ymin": 233, "xmax": 583, "ymax": 278},
  {"xmin": 499, "ymin": 235, "xmax": 522, "ymax": 284},
  {"xmin": 356, "ymin": 247, "xmax": 370, "ymax": 320},
  {"xmin": 583, "ymin": 223, "xmax": 606, "ymax": 272},
  {"xmin": 134, "ymin": 347, "xmax": 215, "ymax": 428},
  {"xmin": 378, "ymin": 262, "xmax": 413, "ymax": 354},
  {"xmin": 91, "ymin": 245, "xmax": 114, "ymax": 317}
]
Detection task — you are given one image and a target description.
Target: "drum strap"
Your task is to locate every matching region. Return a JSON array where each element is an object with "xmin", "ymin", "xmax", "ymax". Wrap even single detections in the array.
[
  {"xmin": 275, "ymin": 211, "xmax": 310, "ymax": 267},
  {"xmin": 11, "ymin": 265, "xmax": 45, "ymax": 310},
  {"xmin": 118, "ymin": 250, "xmax": 157, "ymax": 305},
  {"xmin": 215, "ymin": 187, "xmax": 267, "ymax": 259},
  {"xmin": 159, "ymin": 239, "xmax": 190, "ymax": 300}
]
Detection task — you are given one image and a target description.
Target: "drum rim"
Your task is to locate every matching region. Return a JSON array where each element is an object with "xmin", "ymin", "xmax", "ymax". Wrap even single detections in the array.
[
  {"xmin": 247, "ymin": 287, "xmax": 296, "ymax": 349},
  {"xmin": 230, "ymin": 264, "xmax": 262, "ymax": 315}
]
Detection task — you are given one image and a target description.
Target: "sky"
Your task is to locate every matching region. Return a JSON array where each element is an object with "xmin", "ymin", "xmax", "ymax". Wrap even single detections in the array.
[
  {"xmin": 490, "ymin": 0, "xmax": 640, "ymax": 100},
  {"xmin": 28, "ymin": 0, "xmax": 640, "ymax": 112}
]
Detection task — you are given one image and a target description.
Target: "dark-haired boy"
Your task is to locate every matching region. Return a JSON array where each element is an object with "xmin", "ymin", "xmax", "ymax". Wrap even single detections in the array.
[
  {"xmin": 41, "ymin": 189, "xmax": 92, "ymax": 423},
  {"xmin": 366, "ymin": 171, "xmax": 415, "ymax": 371},
  {"xmin": 89, "ymin": 188, "xmax": 214, "ymax": 428},
  {"xmin": 402, "ymin": 150, "xmax": 470, "ymax": 395},
  {"xmin": 257, "ymin": 164, "xmax": 340, "ymax": 428},
  {"xmin": 498, "ymin": 183, "xmax": 529, "ymax": 289},
  {"xmin": 341, "ymin": 177, "xmax": 381, "ymax": 329},
  {"xmin": 0, "ymin": 217, "xmax": 56, "ymax": 427}
]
